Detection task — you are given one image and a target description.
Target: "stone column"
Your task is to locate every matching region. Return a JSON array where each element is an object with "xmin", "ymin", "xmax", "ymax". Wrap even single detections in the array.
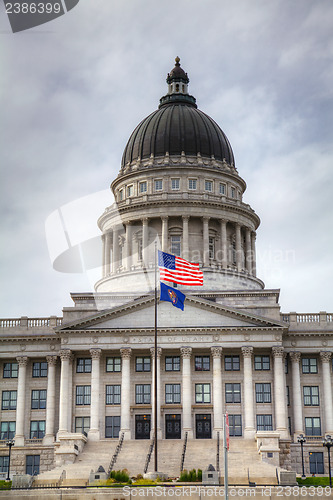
[
  {"xmin": 211, "ymin": 347, "xmax": 223, "ymax": 437},
  {"xmin": 89, "ymin": 349, "xmax": 102, "ymax": 440},
  {"xmin": 290, "ymin": 351, "xmax": 303, "ymax": 439},
  {"xmin": 251, "ymin": 232, "xmax": 257, "ymax": 276},
  {"xmin": 320, "ymin": 351, "xmax": 333, "ymax": 435},
  {"xmin": 182, "ymin": 216, "xmax": 189, "ymax": 260},
  {"xmin": 104, "ymin": 232, "xmax": 111, "ymax": 276},
  {"xmin": 202, "ymin": 217, "xmax": 210, "ymax": 267},
  {"xmin": 220, "ymin": 219, "xmax": 227, "ymax": 268},
  {"xmin": 181, "ymin": 347, "xmax": 193, "ymax": 439},
  {"xmin": 241, "ymin": 347, "xmax": 255, "ymax": 438},
  {"xmin": 272, "ymin": 346, "xmax": 288, "ymax": 439},
  {"xmin": 161, "ymin": 217, "xmax": 168, "ymax": 253},
  {"xmin": 235, "ymin": 223, "xmax": 242, "ymax": 272},
  {"xmin": 14, "ymin": 356, "xmax": 28, "ymax": 446},
  {"xmin": 43, "ymin": 355, "xmax": 57, "ymax": 445},
  {"xmin": 142, "ymin": 218, "xmax": 149, "ymax": 267},
  {"xmin": 58, "ymin": 350, "xmax": 72, "ymax": 435},
  {"xmin": 245, "ymin": 228, "xmax": 252, "ymax": 273},
  {"xmin": 112, "ymin": 227, "xmax": 119, "ymax": 274},
  {"xmin": 120, "ymin": 348, "xmax": 132, "ymax": 439},
  {"xmin": 102, "ymin": 234, "xmax": 106, "ymax": 277},
  {"xmin": 126, "ymin": 223, "xmax": 133, "ymax": 270},
  {"xmin": 150, "ymin": 347, "xmax": 162, "ymax": 439}
]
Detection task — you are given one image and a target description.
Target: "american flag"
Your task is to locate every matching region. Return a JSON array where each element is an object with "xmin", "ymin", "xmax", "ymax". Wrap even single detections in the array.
[{"xmin": 158, "ymin": 251, "xmax": 203, "ymax": 286}]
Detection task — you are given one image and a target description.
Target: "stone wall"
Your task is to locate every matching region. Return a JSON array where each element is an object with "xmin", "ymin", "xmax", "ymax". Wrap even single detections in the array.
[{"xmin": 9, "ymin": 446, "xmax": 54, "ymax": 475}]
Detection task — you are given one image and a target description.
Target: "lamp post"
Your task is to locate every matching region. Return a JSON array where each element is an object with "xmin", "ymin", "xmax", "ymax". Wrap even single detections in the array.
[
  {"xmin": 323, "ymin": 435, "xmax": 333, "ymax": 488},
  {"xmin": 6, "ymin": 439, "xmax": 14, "ymax": 481},
  {"xmin": 297, "ymin": 434, "xmax": 306, "ymax": 479}
]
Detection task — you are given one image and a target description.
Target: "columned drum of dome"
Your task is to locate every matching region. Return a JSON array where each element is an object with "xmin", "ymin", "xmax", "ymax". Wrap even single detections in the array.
[{"xmin": 95, "ymin": 59, "xmax": 264, "ymax": 294}]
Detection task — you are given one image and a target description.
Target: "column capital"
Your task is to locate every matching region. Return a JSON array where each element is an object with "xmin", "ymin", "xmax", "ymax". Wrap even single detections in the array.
[
  {"xmin": 320, "ymin": 351, "xmax": 332, "ymax": 363},
  {"xmin": 290, "ymin": 351, "xmax": 301, "ymax": 363},
  {"xmin": 90, "ymin": 348, "xmax": 102, "ymax": 360},
  {"xmin": 120, "ymin": 348, "xmax": 132, "ymax": 360},
  {"xmin": 202, "ymin": 216, "xmax": 210, "ymax": 222},
  {"xmin": 150, "ymin": 347, "xmax": 162, "ymax": 358},
  {"xmin": 16, "ymin": 356, "xmax": 28, "ymax": 367},
  {"xmin": 241, "ymin": 346, "xmax": 253, "ymax": 358},
  {"xmin": 220, "ymin": 218, "xmax": 227, "ymax": 224},
  {"xmin": 142, "ymin": 217, "xmax": 149, "ymax": 224},
  {"xmin": 180, "ymin": 347, "xmax": 192, "ymax": 359},
  {"xmin": 46, "ymin": 355, "xmax": 57, "ymax": 366},
  {"xmin": 60, "ymin": 349, "xmax": 72, "ymax": 361},
  {"xmin": 182, "ymin": 215, "xmax": 190, "ymax": 222},
  {"xmin": 272, "ymin": 346, "xmax": 284, "ymax": 358},
  {"xmin": 161, "ymin": 216, "xmax": 168, "ymax": 222},
  {"xmin": 211, "ymin": 346, "xmax": 222, "ymax": 358}
]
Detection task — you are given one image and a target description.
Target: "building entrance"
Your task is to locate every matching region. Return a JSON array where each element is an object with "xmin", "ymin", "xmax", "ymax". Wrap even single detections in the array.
[
  {"xmin": 165, "ymin": 414, "xmax": 181, "ymax": 439},
  {"xmin": 195, "ymin": 414, "xmax": 211, "ymax": 439},
  {"xmin": 135, "ymin": 415, "xmax": 151, "ymax": 439}
]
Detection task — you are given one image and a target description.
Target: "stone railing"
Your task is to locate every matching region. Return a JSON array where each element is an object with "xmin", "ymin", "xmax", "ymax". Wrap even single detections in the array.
[
  {"xmin": 281, "ymin": 312, "xmax": 333, "ymax": 330},
  {"xmin": 0, "ymin": 316, "xmax": 62, "ymax": 329}
]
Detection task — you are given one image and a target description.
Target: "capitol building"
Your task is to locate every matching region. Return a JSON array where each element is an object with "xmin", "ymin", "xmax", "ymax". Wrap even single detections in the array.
[{"xmin": 0, "ymin": 58, "xmax": 332, "ymax": 484}]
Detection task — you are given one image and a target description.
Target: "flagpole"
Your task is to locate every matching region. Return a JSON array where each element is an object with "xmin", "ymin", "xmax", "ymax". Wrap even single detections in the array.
[{"xmin": 154, "ymin": 241, "xmax": 158, "ymax": 473}]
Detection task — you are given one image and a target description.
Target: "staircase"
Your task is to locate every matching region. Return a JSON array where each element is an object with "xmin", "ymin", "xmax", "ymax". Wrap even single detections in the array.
[
  {"xmin": 183, "ymin": 439, "xmax": 217, "ymax": 472},
  {"xmin": 146, "ymin": 439, "xmax": 184, "ymax": 477}
]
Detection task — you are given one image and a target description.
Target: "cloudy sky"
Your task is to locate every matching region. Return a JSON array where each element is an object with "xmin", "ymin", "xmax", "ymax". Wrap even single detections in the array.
[{"xmin": 1, "ymin": 0, "xmax": 332, "ymax": 318}]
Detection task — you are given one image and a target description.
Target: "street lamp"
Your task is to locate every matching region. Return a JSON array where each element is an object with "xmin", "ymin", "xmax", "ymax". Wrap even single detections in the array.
[
  {"xmin": 6, "ymin": 439, "xmax": 14, "ymax": 481},
  {"xmin": 323, "ymin": 435, "xmax": 333, "ymax": 488},
  {"xmin": 297, "ymin": 434, "xmax": 306, "ymax": 479}
]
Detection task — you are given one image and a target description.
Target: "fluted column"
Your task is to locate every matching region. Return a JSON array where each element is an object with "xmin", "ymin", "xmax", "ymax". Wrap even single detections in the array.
[
  {"xmin": 235, "ymin": 223, "xmax": 242, "ymax": 272},
  {"xmin": 43, "ymin": 355, "xmax": 57, "ymax": 445},
  {"xmin": 241, "ymin": 347, "xmax": 255, "ymax": 438},
  {"xmin": 245, "ymin": 228, "xmax": 252, "ymax": 273},
  {"xmin": 220, "ymin": 219, "xmax": 227, "ymax": 268},
  {"xmin": 272, "ymin": 346, "xmax": 288, "ymax": 439},
  {"xmin": 58, "ymin": 350, "xmax": 72, "ymax": 435},
  {"xmin": 112, "ymin": 227, "xmax": 119, "ymax": 273},
  {"xmin": 290, "ymin": 351, "xmax": 303, "ymax": 439},
  {"xmin": 182, "ymin": 216, "xmax": 189, "ymax": 260},
  {"xmin": 102, "ymin": 234, "xmax": 106, "ymax": 277},
  {"xmin": 161, "ymin": 217, "xmax": 168, "ymax": 253},
  {"xmin": 181, "ymin": 347, "xmax": 193, "ymax": 438},
  {"xmin": 126, "ymin": 223, "xmax": 133, "ymax": 270},
  {"xmin": 89, "ymin": 349, "xmax": 102, "ymax": 440},
  {"xmin": 251, "ymin": 232, "xmax": 257, "ymax": 276},
  {"xmin": 105, "ymin": 233, "xmax": 111, "ymax": 276},
  {"xmin": 203, "ymin": 217, "xmax": 210, "ymax": 267},
  {"xmin": 320, "ymin": 351, "xmax": 333, "ymax": 434},
  {"xmin": 211, "ymin": 346, "xmax": 223, "ymax": 437},
  {"xmin": 120, "ymin": 348, "xmax": 131, "ymax": 439},
  {"xmin": 142, "ymin": 218, "xmax": 149, "ymax": 267},
  {"xmin": 150, "ymin": 347, "xmax": 162, "ymax": 439},
  {"xmin": 14, "ymin": 356, "xmax": 28, "ymax": 446}
]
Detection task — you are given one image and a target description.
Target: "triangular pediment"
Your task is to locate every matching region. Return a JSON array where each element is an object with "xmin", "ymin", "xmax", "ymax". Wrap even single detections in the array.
[{"xmin": 59, "ymin": 295, "xmax": 285, "ymax": 332}]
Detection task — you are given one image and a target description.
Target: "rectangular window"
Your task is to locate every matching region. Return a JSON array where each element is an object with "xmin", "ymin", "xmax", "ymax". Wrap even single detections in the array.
[
  {"xmin": 256, "ymin": 414, "xmax": 273, "ymax": 431},
  {"xmin": 305, "ymin": 417, "xmax": 321, "ymax": 436},
  {"xmin": 205, "ymin": 180, "xmax": 213, "ymax": 192},
  {"xmin": 106, "ymin": 385, "xmax": 121, "ymax": 405},
  {"xmin": 171, "ymin": 235, "xmax": 181, "ymax": 256},
  {"xmin": 303, "ymin": 386, "xmax": 319, "ymax": 406},
  {"xmin": 225, "ymin": 383, "xmax": 241, "ymax": 403},
  {"xmin": 224, "ymin": 355, "xmax": 240, "ymax": 371},
  {"xmin": 76, "ymin": 358, "xmax": 92, "ymax": 373},
  {"xmin": 195, "ymin": 383, "xmax": 211, "ymax": 403},
  {"xmin": 3, "ymin": 362, "xmax": 18, "ymax": 378},
  {"xmin": 30, "ymin": 420, "xmax": 45, "ymax": 439},
  {"xmin": 105, "ymin": 416, "xmax": 121, "ymax": 438},
  {"xmin": 171, "ymin": 178, "xmax": 180, "ymax": 190},
  {"xmin": 31, "ymin": 390, "xmax": 47, "ymax": 410},
  {"xmin": 285, "ymin": 357, "xmax": 288, "ymax": 374},
  {"xmin": 0, "ymin": 456, "xmax": 9, "ymax": 474},
  {"xmin": 254, "ymin": 355, "xmax": 270, "ymax": 370},
  {"xmin": 219, "ymin": 183, "xmax": 226, "ymax": 195},
  {"xmin": 75, "ymin": 416, "xmax": 90, "ymax": 435},
  {"xmin": 165, "ymin": 384, "xmax": 181, "ymax": 404},
  {"xmin": 309, "ymin": 452, "xmax": 324, "ymax": 474},
  {"xmin": 1, "ymin": 391, "xmax": 17, "ymax": 410},
  {"xmin": 155, "ymin": 179, "xmax": 163, "ymax": 191},
  {"xmin": 230, "ymin": 186, "xmax": 236, "ymax": 198},
  {"xmin": 255, "ymin": 383, "xmax": 271, "ymax": 403},
  {"xmin": 76, "ymin": 385, "xmax": 91, "ymax": 405},
  {"xmin": 286, "ymin": 386, "xmax": 290, "ymax": 406},
  {"xmin": 127, "ymin": 185, "xmax": 134, "ymax": 197},
  {"xmin": 32, "ymin": 362, "xmax": 47, "ymax": 378},
  {"xmin": 229, "ymin": 415, "xmax": 242, "ymax": 436},
  {"xmin": 165, "ymin": 356, "xmax": 180, "ymax": 371},
  {"xmin": 106, "ymin": 357, "xmax": 121, "ymax": 372},
  {"xmin": 136, "ymin": 356, "xmax": 151, "ymax": 372},
  {"xmin": 209, "ymin": 237, "xmax": 215, "ymax": 259},
  {"xmin": 26, "ymin": 455, "xmax": 40, "ymax": 475},
  {"xmin": 302, "ymin": 358, "xmax": 318, "ymax": 374},
  {"xmin": 139, "ymin": 181, "xmax": 147, "ymax": 193},
  {"xmin": 0, "ymin": 422, "xmax": 15, "ymax": 440},
  {"xmin": 188, "ymin": 178, "xmax": 197, "ymax": 190},
  {"xmin": 135, "ymin": 384, "xmax": 151, "ymax": 404},
  {"xmin": 195, "ymin": 356, "xmax": 210, "ymax": 371},
  {"xmin": 119, "ymin": 189, "xmax": 124, "ymax": 201}
]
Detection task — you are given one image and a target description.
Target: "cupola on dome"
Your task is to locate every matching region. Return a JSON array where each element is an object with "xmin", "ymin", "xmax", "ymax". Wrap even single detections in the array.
[{"xmin": 121, "ymin": 58, "xmax": 235, "ymax": 168}]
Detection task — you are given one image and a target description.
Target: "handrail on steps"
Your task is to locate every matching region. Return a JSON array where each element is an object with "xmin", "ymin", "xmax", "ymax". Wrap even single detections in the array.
[
  {"xmin": 108, "ymin": 432, "xmax": 124, "ymax": 475},
  {"xmin": 180, "ymin": 431, "xmax": 188, "ymax": 473},
  {"xmin": 144, "ymin": 437, "xmax": 155, "ymax": 474}
]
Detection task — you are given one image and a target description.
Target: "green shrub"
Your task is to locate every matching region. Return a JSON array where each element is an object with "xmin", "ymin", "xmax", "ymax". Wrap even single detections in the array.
[
  {"xmin": 296, "ymin": 476, "xmax": 330, "ymax": 486},
  {"xmin": 0, "ymin": 480, "xmax": 11, "ymax": 490},
  {"xmin": 178, "ymin": 469, "xmax": 201, "ymax": 482},
  {"xmin": 110, "ymin": 469, "xmax": 132, "ymax": 484}
]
